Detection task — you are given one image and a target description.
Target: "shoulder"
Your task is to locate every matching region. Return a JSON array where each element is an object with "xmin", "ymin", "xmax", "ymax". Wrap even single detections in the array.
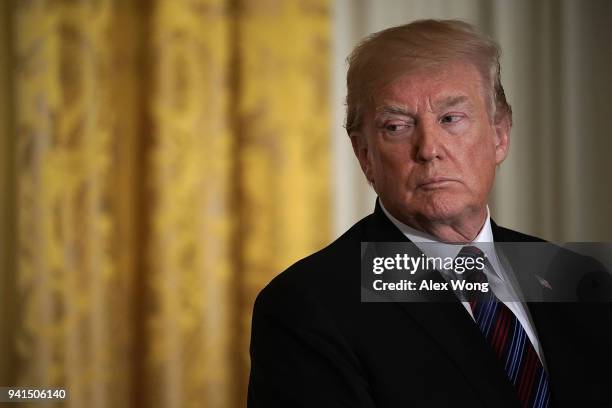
[
  {"xmin": 254, "ymin": 214, "xmax": 369, "ymax": 314},
  {"xmin": 493, "ymin": 222, "xmax": 611, "ymax": 300},
  {"xmin": 492, "ymin": 221, "xmax": 596, "ymax": 267},
  {"xmin": 491, "ymin": 221, "xmax": 547, "ymax": 243}
]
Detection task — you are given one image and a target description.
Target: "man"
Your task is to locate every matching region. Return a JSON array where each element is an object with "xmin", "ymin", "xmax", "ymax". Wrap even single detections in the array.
[{"xmin": 248, "ymin": 20, "xmax": 612, "ymax": 407}]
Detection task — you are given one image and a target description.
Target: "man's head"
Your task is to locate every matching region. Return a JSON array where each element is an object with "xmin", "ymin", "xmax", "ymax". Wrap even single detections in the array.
[{"xmin": 346, "ymin": 20, "xmax": 512, "ymax": 240}]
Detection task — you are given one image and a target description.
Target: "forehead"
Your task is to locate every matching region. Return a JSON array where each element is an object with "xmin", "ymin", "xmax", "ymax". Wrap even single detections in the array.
[{"xmin": 373, "ymin": 61, "xmax": 487, "ymax": 111}]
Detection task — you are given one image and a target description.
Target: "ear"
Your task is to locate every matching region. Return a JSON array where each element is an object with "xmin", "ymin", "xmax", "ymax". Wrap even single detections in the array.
[
  {"xmin": 350, "ymin": 132, "xmax": 374, "ymax": 182},
  {"xmin": 493, "ymin": 115, "xmax": 510, "ymax": 165}
]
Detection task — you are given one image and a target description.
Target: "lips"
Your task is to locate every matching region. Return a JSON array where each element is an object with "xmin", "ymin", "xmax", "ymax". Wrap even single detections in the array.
[{"xmin": 417, "ymin": 177, "xmax": 459, "ymax": 189}]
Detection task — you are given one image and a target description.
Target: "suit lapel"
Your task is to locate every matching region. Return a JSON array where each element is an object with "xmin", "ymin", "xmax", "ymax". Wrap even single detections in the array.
[
  {"xmin": 490, "ymin": 221, "xmax": 594, "ymax": 406},
  {"xmin": 364, "ymin": 202, "xmax": 521, "ymax": 407}
]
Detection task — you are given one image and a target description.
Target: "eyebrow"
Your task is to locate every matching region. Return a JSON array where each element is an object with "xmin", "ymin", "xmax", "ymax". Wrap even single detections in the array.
[
  {"xmin": 375, "ymin": 96, "xmax": 473, "ymax": 118},
  {"xmin": 375, "ymin": 105, "xmax": 414, "ymax": 117},
  {"xmin": 433, "ymin": 95, "xmax": 472, "ymax": 111}
]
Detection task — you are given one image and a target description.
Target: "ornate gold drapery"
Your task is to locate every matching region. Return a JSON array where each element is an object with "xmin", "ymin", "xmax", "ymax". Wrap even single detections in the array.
[{"xmin": 1, "ymin": 1, "xmax": 330, "ymax": 407}]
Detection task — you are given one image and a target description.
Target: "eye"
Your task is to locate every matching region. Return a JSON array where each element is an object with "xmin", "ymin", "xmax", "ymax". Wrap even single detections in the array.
[
  {"xmin": 381, "ymin": 120, "xmax": 414, "ymax": 135},
  {"xmin": 440, "ymin": 114, "xmax": 463, "ymax": 124},
  {"xmin": 385, "ymin": 123, "xmax": 407, "ymax": 132}
]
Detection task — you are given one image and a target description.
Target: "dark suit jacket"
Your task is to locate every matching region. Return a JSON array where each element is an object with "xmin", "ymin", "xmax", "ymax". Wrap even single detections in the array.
[{"xmin": 248, "ymin": 201, "xmax": 612, "ymax": 407}]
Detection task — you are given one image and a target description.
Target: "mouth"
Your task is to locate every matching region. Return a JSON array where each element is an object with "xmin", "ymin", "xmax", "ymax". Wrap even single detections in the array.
[{"xmin": 417, "ymin": 177, "xmax": 460, "ymax": 190}]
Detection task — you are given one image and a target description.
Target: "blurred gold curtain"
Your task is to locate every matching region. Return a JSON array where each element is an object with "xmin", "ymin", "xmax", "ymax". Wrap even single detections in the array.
[{"xmin": 1, "ymin": 1, "xmax": 330, "ymax": 407}]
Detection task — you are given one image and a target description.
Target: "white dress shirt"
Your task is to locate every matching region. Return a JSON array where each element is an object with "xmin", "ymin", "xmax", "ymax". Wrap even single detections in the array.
[{"xmin": 379, "ymin": 202, "xmax": 546, "ymax": 365}]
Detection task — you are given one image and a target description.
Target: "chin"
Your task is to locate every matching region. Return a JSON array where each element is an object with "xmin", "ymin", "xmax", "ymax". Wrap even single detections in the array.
[
  {"xmin": 402, "ymin": 194, "xmax": 471, "ymax": 223},
  {"xmin": 418, "ymin": 204, "xmax": 463, "ymax": 222}
]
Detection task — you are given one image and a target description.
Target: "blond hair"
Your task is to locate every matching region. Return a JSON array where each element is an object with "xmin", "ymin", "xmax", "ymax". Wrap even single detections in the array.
[{"xmin": 345, "ymin": 19, "xmax": 512, "ymax": 135}]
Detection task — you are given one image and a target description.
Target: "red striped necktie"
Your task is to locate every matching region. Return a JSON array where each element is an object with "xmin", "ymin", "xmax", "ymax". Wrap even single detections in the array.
[{"xmin": 457, "ymin": 246, "xmax": 551, "ymax": 408}]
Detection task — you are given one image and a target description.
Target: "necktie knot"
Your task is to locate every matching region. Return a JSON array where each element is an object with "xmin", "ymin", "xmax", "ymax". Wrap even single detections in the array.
[
  {"xmin": 457, "ymin": 245, "xmax": 485, "ymax": 259},
  {"xmin": 455, "ymin": 245, "xmax": 488, "ymax": 285}
]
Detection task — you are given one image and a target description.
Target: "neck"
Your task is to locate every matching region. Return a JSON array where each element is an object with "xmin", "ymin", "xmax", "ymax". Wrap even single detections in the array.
[{"xmin": 384, "ymin": 204, "xmax": 488, "ymax": 243}]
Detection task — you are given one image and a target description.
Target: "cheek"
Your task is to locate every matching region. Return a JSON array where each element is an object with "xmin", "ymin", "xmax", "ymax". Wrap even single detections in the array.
[
  {"xmin": 460, "ymin": 143, "xmax": 496, "ymax": 186},
  {"xmin": 468, "ymin": 151, "xmax": 496, "ymax": 189},
  {"xmin": 373, "ymin": 147, "xmax": 412, "ymax": 182}
]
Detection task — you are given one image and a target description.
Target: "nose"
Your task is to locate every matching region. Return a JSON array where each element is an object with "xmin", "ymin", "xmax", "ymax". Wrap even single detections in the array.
[{"xmin": 415, "ymin": 119, "xmax": 442, "ymax": 162}]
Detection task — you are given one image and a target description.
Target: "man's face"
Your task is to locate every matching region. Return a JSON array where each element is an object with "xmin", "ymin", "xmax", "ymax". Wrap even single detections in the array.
[{"xmin": 352, "ymin": 61, "xmax": 510, "ymax": 227}]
